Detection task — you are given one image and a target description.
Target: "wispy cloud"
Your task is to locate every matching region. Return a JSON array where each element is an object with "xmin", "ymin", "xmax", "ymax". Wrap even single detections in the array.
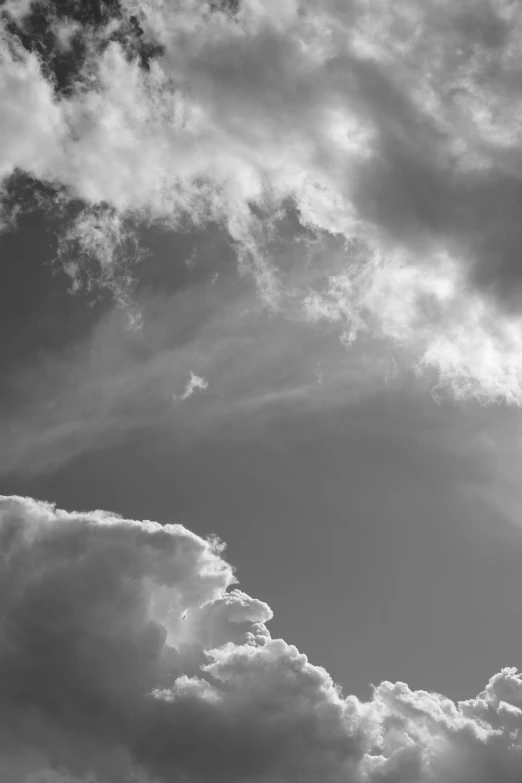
[
  {"xmin": 0, "ymin": 263, "xmax": 398, "ymax": 477},
  {"xmin": 3, "ymin": 1, "xmax": 522, "ymax": 401},
  {"xmin": 177, "ymin": 371, "xmax": 209, "ymax": 401},
  {"xmin": 57, "ymin": 206, "xmax": 145, "ymax": 329}
]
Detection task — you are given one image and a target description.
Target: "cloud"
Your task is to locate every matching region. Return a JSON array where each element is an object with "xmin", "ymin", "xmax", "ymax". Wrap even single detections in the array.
[
  {"xmin": 55, "ymin": 205, "xmax": 145, "ymax": 328},
  {"xmin": 1, "ymin": 493, "xmax": 522, "ymax": 783},
  {"xmin": 177, "ymin": 370, "xmax": 209, "ymax": 401},
  {"xmin": 0, "ymin": 259, "xmax": 395, "ymax": 476},
  {"xmin": 299, "ymin": 244, "xmax": 522, "ymax": 405},
  {"xmin": 4, "ymin": 0, "xmax": 522, "ymax": 401}
]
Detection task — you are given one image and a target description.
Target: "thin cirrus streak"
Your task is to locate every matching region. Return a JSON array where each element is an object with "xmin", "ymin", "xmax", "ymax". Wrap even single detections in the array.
[{"xmin": 2, "ymin": 0, "xmax": 522, "ymax": 401}]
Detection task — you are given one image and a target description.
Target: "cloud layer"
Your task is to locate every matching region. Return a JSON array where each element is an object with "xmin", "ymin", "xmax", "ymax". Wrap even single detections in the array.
[
  {"xmin": 4, "ymin": 0, "xmax": 522, "ymax": 402},
  {"xmin": 1, "ymin": 494, "xmax": 522, "ymax": 783}
]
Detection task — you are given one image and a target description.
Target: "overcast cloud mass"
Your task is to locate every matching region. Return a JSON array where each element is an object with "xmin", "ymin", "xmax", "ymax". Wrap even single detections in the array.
[{"xmin": 3, "ymin": 0, "xmax": 522, "ymax": 781}]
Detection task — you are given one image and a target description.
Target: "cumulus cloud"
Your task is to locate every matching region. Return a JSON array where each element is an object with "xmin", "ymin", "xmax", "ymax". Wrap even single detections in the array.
[
  {"xmin": 1, "ymin": 493, "xmax": 522, "ymax": 783},
  {"xmin": 4, "ymin": 0, "xmax": 522, "ymax": 401}
]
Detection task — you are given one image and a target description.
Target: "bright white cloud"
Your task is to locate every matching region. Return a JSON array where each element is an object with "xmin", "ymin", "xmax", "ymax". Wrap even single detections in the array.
[
  {"xmin": 300, "ymin": 245, "xmax": 522, "ymax": 405},
  {"xmin": 3, "ymin": 0, "xmax": 522, "ymax": 402},
  {"xmin": 177, "ymin": 370, "xmax": 209, "ymax": 400},
  {"xmin": 1, "ymin": 493, "xmax": 522, "ymax": 783}
]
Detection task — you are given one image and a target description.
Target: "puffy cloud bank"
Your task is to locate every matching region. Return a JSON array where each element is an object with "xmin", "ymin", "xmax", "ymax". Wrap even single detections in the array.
[
  {"xmin": 4, "ymin": 0, "xmax": 522, "ymax": 401},
  {"xmin": 1, "ymin": 493, "xmax": 522, "ymax": 783}
]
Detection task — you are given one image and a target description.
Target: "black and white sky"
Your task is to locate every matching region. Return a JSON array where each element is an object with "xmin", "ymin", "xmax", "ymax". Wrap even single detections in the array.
[{"xmin": 4, "ymin": 0, "xmax": 522, "ymax": 781}]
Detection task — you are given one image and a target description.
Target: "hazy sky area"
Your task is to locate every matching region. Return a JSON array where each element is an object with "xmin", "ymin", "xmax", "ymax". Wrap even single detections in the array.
[{"xmin": 4, "ymin": 1, "xmax": 522, "ymax": 782}]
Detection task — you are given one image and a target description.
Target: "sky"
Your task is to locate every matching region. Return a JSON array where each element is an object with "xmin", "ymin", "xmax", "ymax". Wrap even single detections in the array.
[{"xmin": 4, "ymin": 1, "xmax": 522, "ymax": 781}]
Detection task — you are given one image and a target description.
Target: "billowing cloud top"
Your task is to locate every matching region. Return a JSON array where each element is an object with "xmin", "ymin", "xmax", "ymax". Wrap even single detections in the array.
[
  {"xmin": 4, "ymin": 0, "xmax": 522, "ymax": 403},
  {"xmin": 1, "ymin": 494, "xmax": 522, "ymax": 783}
]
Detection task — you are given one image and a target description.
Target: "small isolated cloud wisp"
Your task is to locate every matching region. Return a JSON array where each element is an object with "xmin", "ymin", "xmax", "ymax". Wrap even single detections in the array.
[{"xmin": 175, "ymin": 371, "xmax": 209, "ymax": 401}]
